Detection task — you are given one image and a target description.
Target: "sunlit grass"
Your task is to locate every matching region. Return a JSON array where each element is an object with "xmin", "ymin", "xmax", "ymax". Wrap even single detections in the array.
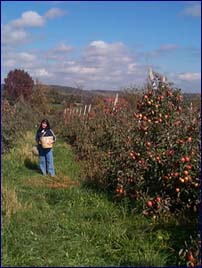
[{"xmin": 2, "ymin": 131, "xmax": 172, "ymax": 266}]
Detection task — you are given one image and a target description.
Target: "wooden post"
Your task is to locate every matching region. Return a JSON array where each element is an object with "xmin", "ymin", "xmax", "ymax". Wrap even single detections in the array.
[
  {"xmin": 83, "ymin": 105, "xmax": 87, "ymax": 116},
  {"xmin": 63, "ymin": 108, "xmax": 67, "ymax": 119},
  {"xmin": 88, "ymin": 104, "xmax": 91, "ymax": 113},
  {"xmin": 113, "ymin": 94, "xmax": 118, "ymax": 110}
]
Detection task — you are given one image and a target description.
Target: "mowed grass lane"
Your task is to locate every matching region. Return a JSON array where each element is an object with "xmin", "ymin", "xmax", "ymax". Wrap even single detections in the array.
[{"xmin": 2, "ymin": 131, "xmax": 170, "ymax": 266}]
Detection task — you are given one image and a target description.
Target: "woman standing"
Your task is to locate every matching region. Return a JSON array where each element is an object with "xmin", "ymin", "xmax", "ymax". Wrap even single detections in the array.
[{"xmin": 36, "ymin": 119, "xmax": 56, "ymax": 177}]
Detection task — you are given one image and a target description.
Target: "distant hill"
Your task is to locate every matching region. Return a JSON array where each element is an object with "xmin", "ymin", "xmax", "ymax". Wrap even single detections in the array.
[
  {"xmin": 49, "ymin": 85, "xmax": 83, "ymax": 94},
  {"xmin": 49, "ymin": 85, "xmax": 120, "ymax": 96},
  {"xmin": 2, "ymin": 83, "xmax": 201, "ymax": 99},
  {"xmin": 92, "ymin": 89, "xmax": 120, "ymax": 96}
]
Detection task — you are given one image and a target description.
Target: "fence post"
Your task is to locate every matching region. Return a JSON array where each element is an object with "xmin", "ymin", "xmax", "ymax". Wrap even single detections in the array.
[
  {"xmin": 113, "ymin": 93, "xmax": 119, "ymax": 110},
  {"xmin": 83, "ymin": 105, "xmax": 87, "ymax": 116},
  {"xmin": 88, "ymin": 104, "xmax": 91, "ymax": 113}
]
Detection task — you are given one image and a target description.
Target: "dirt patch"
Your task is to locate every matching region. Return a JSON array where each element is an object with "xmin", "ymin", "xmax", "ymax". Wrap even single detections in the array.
[
  {"xmin": 25, "ymin": 175, "xmax": 79, "ymax": 189},
  {"xmin": 47, "ymin": 181, "xmax": 78, "ymax": 189}
]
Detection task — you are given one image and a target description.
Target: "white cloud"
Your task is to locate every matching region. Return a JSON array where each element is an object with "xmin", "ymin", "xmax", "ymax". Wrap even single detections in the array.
[
  {"xmin": 158, "ymin": 44, "xmax": 179, "ymax": 52},
  {"xmin": 64, "ymin": 65, "xmax": 99, "ymax": 74},
  {"xmin": 2, "ymin": 59, "xmax": 16, "ymax": 68},
  {"xmin": 18, "ymin": 52, "xmax": 36, "ymax": 61},
  {"xmin": 10, "ymin": 8, "xmax": 66, "ymax": 28},
  {"xmin": 2, "ymin": 8, "xmax": 67, "ymax": 48},
  {"xmin": 52, "ymin": 42, "xmax": 72, "ymax": 53},
  {"xmin": 145, "ymin": 44, "xmax": 179, "ymax": 58},
  {"xmin": 11, "ymin": 11, "xmax": 45, "ymax": 28},
  {"xmin": 128, "ymin": 63, "xmax": 138, "ymax": 73},
  {"xmin": 171, "ymin": 71, "xmax": 201, "ymax": 93},
  {"xmin": 2, "ymin": 53, "xmax": 37, "ymax": 77},
  {"xmin": 181, "ymin": 3, "xmax": 201, "ymax": 17},
  {"xmin": 132, "ymin": 44, "xmax": 180, "ymax": 63},
  {"xmin": 2, "ymin": 25, "xmax": 30, "ymax": 46},
  {"xmin": 3, "ymin": 51, "xmax": 37, "ymax": 63},
  {"xmin": 67, "ymin": 61, "xmax": 76, "ymax": 65},
  {"xmin": 1, "ymin": 38, "xmax": 200, "ymax": 93},
  {"xmin": 90, "ymin": 40, "xmax": 108, "ymax": 49},
  {"xmin": 84, "ymin": 40, "xmax": 133, "ymax": 71},
  {"xmin": 45, "ymin": 42, "xmax": 73, "ymax": 61},
  {"xmin": 33, "ymin": 68, "xmax": 53, "ymax": 78},
  {"xmin": 44, "ymin": 8, "xmax": 66, "ymax": 19},
  {"xmin": 178, "ymin": 72, "xmax": 201, "ymax": 81},
  {"xmin": 48, "ymin": 40, "xmax": 146, "ymax": 89},
  {"xmin": 88, "ymin": 40, "xmax": 126, "ymax": 55}
]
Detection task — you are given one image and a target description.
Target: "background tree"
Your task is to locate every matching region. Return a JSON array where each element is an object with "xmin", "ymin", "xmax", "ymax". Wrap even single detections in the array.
[
  {"xmin": 31, "ymin": 81, "xmax": 50, "ymax": 116},
  {"xmin": 121, "ymin": 86, "xmax": 141, "ymax": 111},
  {"xmin": 4, "ymin": 69, "xmax": 34, "ymax": 102}
]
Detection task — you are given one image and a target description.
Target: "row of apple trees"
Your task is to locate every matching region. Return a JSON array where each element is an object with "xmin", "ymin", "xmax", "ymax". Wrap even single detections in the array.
[{"xmin": 60, "ymin": 74, "xmax": 200, "ymax": 267}]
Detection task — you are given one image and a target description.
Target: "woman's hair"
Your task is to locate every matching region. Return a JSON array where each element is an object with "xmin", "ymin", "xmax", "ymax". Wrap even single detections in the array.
[{"xmin": 39, "ymin": 119, "xmax": 50, "ymax": 130}]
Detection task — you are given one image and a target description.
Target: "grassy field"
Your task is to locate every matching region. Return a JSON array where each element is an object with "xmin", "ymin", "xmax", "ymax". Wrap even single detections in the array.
[{"xmin": 2, "ymin": 131, "xmax": 176, "ymax": 266}]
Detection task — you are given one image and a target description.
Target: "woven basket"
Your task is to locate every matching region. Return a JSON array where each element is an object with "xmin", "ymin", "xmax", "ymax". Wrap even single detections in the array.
[
  {"xmin": 41, "ymin": 136, "xmax": 53, "ymax": 149},
  {"xmin": 32, "ymin": 145, "xmax": 39, "ymax": 156}
]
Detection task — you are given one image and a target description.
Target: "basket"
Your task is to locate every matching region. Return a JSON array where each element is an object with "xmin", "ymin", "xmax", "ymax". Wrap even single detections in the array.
[
  {"xmin": 32, "ymin": 145, "xmax": 39, "ymax": 156},
  {"xmin": 41, "ymin": 136, "xmax": 53, "ymax": 149}
]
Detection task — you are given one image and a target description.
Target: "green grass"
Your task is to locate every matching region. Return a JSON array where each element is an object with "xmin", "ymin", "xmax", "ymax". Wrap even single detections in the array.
[{"xmin": 2, "ymin": 131, "xmax": 172, "ymax": 266}]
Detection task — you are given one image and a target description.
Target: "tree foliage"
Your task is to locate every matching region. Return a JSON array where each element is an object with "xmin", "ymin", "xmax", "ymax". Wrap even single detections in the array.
[
  {"xmin": 31, "ymin": 82, "xmax": 50, "ymax": 116},
  {"xmin": 4, "ymin": 69, "xmax": 34, "ymax": 102}
]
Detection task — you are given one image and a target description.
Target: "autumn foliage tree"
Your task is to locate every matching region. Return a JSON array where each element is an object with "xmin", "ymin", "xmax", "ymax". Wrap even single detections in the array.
[
  {"xmin": 31, "ymin": 81, "xmax": 50, "ymax": 116},
  {"xmin": 4, "ymin": 69, "xmax": 34, "ymax": 102}
]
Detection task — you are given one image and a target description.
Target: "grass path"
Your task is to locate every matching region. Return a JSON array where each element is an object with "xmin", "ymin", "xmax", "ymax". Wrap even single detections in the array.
[{"xmin": 2, "ymin": 131, "xmax": 171, "ymax": 266}]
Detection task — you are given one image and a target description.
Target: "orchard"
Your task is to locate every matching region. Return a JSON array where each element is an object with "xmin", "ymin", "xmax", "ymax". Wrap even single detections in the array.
[{"xmin": 60, "ymin": 73, "xmax": 200, "ymax": 266}]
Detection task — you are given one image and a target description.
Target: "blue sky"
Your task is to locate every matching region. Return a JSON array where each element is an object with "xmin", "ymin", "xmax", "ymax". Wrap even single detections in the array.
[{"xmin": 1, "ymin": 1, "xmax": 201, "ymax": 92}]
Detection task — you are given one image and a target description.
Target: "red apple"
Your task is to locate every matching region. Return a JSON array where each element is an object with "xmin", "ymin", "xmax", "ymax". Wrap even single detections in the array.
[
  {"xmin": 188, "ymin": 253, "xmax": 194, "ymax": 262},
  {"xmin": 188, "ymin": 137, "xmax": 192, "ymax": 142},
  {"xmin": 147, "ymin": 201, "xmax": 153, "ymax": 208},
  {"xmin": 156, "ymin": 197, "xmax": 161, "ymax": 202},
  {"xmin": 185, "ymin": 156, "xmax": 190, "ymax": 162}
]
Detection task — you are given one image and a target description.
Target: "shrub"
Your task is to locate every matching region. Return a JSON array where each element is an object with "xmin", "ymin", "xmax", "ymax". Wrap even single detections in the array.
[{"xmin": 2, "ymin": 98, "xmax": 38, "ymax": 153}]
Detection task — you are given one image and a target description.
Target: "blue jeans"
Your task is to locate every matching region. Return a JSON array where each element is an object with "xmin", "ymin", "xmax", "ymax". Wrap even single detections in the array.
[{"xmin": 38, "ymin": 146, "xmax": 55, "ymax": 176}]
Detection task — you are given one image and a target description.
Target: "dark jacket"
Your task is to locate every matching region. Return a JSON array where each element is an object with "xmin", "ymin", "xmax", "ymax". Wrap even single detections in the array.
[{"xmin": 36, "ymin": 128, "xmax": 56, "ymax": 145}]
